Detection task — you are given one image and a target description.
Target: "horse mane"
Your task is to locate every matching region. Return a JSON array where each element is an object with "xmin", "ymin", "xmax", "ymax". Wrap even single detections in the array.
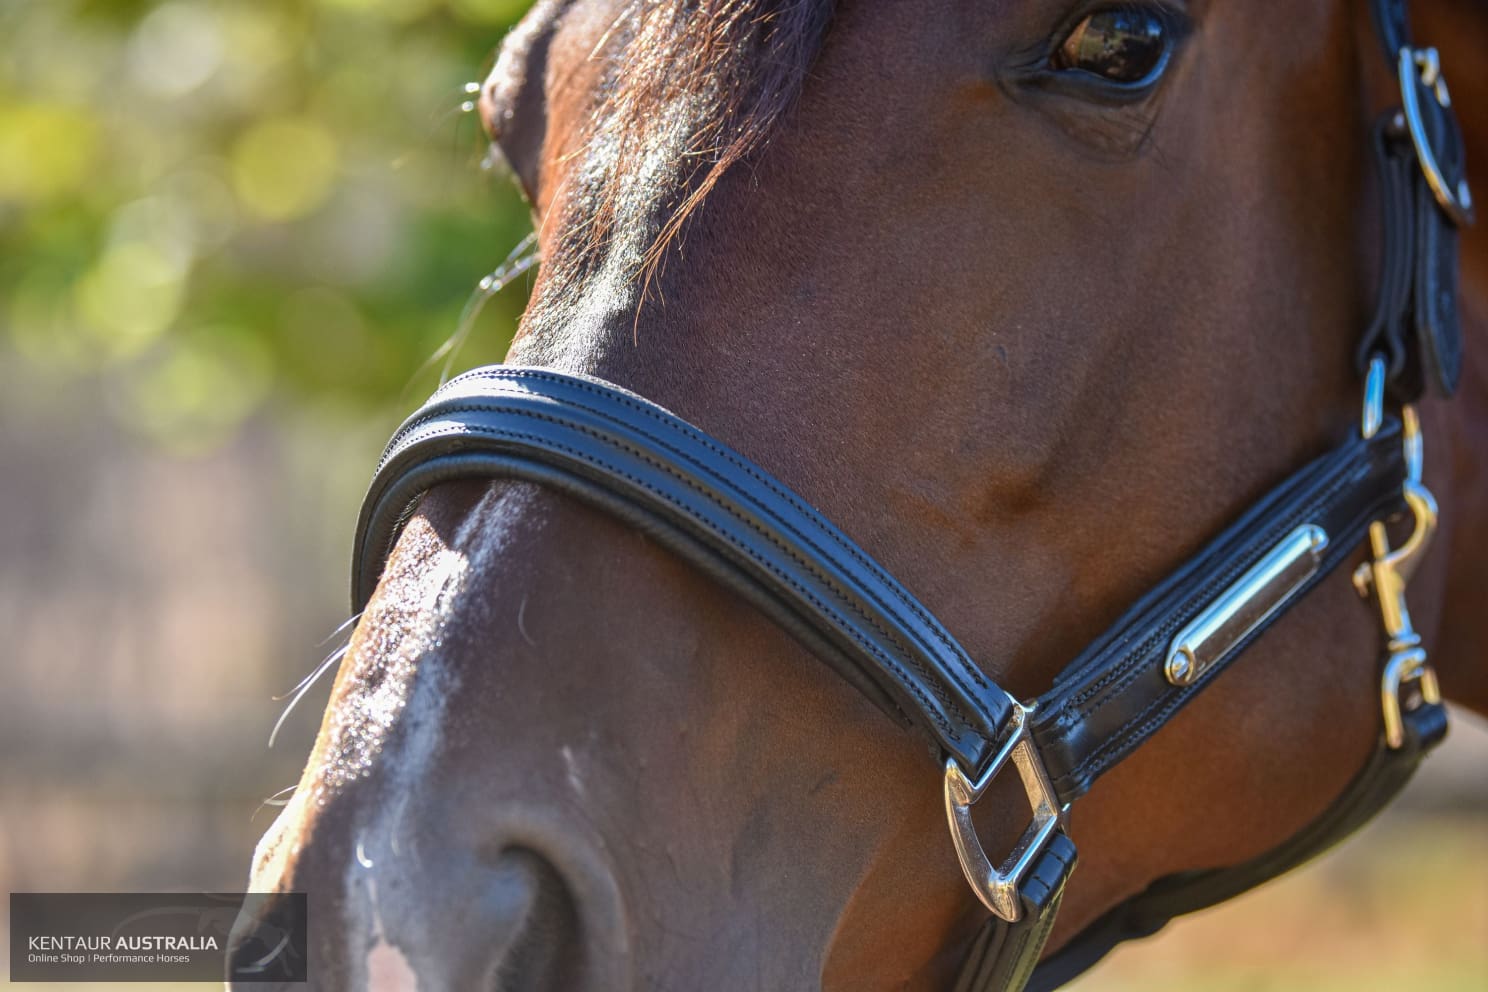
[{"xmin": 532, "ymin": 0, "xmax": 835, "ymax": 316}]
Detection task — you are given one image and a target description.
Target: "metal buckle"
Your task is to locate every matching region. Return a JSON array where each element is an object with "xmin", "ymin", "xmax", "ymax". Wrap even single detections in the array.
[
  {"xmin": 943, "ymin": 704, "xmax": 1062, "ymax": 923},
  {"xmin": 1351, "ymin": 394, "xmax": 1443, "ymax": 749},
  {"xmin": 1398, "ymin": 46, "xmax": 1474, "ymax": 226}
]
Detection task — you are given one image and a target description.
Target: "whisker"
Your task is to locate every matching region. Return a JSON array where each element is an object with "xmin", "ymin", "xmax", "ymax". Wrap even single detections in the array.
[
  {"xmin": 439, "ymin": 248, "xmax": 540, "ymax": 385},
  {"xmin": 274, "ymin": 626, "xmax": 355, "ymax": 702},
  {"xmin": 391, "ymin": 82, "xmax": 492, "ymax": 171},
  {"xmin": 440, "ymin": 81, "xmax": 486, "ymax": 122},
  {"xmin": 402, "ymin": 233, "xmax": 539, "ymax": 399},
  {"xmin": 314, "ymin": 610, "xmax": 363, "ymax": 649},
  {"xmin": 250, "ymin": 785, "xmax": 299, "ymax": 824},
  {"xmin": 269, "ymin": 643, "xmax": 350, "ymax": 748},
  {"xmin": 429, "ymin": 102, "xmax": 479, "ymax": 131}
]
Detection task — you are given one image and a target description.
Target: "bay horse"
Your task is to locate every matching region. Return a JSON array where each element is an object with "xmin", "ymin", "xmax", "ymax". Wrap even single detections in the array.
[{"xmin": 238, "ymin": 0, "xmax": 1486, "ymax": 988}]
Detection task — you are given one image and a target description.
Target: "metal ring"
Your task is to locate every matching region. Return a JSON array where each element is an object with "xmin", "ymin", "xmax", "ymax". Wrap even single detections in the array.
[
  {"xmin": 1398, "ymin": 47, "xmax": 1475, "ymax": 227},
  {"xmin": 1361, "ymin": 355, "xmax": 1386, "ymax": 439},
  {"xmin": 943, "ymin": 704, "xmax": 1062, "ymax": 923}
]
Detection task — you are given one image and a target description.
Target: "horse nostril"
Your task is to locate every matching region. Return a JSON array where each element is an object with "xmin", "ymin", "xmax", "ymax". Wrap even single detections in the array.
[
  {"xmin": 482, "ymin": 847, "xmax": 582, "ymax": 992},
  {"xmin": 344, "ymin": 844, "xmax": 586, "ymax": 992}
]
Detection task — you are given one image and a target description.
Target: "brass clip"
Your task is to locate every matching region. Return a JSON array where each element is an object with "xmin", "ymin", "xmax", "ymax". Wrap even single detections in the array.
[{"xmin": 1351, "ymin": 404, "xmax": 1443, "ymax": 748}]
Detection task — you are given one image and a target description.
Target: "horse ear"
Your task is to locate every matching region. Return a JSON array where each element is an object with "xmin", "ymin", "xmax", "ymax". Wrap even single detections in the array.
[{"xmin": 480, "ymin": 0, "xmax": 570, "ymax": 205}]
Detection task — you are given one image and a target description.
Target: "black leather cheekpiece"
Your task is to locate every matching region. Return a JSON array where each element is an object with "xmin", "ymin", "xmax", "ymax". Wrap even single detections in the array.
[
  {"xmin": 1031, "ymin": 420, "xmax": 1409, "ymax": 805},
  {"xmin": 1357, "ymin": 0, "xmax": 1473, "ymax": 398}
]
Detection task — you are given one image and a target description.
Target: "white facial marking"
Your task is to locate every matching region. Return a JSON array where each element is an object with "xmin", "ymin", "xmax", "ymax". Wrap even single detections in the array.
[
  {"xmin": 326, "ymin": 486, "xmax": 543, "ymax": 986},
  {"xmin": 316, "ymin": 486, "xmax": 538, "ymax": 805},
  {"xmin": 311, "ymin": 544, "xmax": 465, "ymax": 804}
]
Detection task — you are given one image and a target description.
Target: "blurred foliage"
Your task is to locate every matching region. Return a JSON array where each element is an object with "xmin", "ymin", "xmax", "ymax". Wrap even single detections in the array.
[{"xmin": 0, "ymin": 0, "xmax": 537, "ymax": 452}]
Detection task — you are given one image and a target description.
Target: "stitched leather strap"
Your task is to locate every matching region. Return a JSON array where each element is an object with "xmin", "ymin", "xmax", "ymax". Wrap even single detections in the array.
[
  {"xmin": 1022, "ymin": 3, "xmax": 1456, "ymax": 983},
  {"xmin": 354, "ymin": 366, "xmax": 1417, "ymax": 990},
  {"xmin": 1356, "ymin": 111, "xmax": 1466, "ymax": 399},
  {"xmin": 1031, "ymin": 420, "xmax": 1409, "ymax": 806},
  {"xmin": 1369, "ymin": 0, "xmax": 1411, "ymax": 64},
  {"xmin": 954, "ymin": 834, "xmax": 1078, "ymax": 992},
  {"xmin": 1357, "ymin": 0, "xmax": 1470, "ymax": 399},
  {"xmin": 1357, "ymin": 115, "xmax": 1425, "ymax": 393},
  {"xmin": 353, "ymin": 366, "xmax": 1017, "ymax": 776},
  {"xmin": 355, "ymin": 366, "xmax": 1410, "ymax": 795}
]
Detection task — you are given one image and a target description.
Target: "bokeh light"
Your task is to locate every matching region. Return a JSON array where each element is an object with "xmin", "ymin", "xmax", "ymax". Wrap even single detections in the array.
[{"xmin": 0, "ymin": 0, "xmax": 535, "ymax": 450}]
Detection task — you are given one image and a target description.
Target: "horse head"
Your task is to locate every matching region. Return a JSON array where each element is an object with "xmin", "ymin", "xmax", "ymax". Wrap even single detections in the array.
[{"xmin": 238, "ymin": 1, "xmax": 1486, "ymax": 988}]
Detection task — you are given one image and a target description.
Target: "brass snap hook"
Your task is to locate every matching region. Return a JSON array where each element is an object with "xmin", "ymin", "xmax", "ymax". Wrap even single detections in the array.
[{"xmin": 1352, "ymin": 403, "xmax": 1443, "ymax": 748}]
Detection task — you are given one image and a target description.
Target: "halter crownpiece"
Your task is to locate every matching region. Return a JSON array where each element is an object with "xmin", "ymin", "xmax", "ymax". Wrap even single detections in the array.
[{"xmin": 352, "ymin": 1, "xmax": 1469, "ymax": 988}]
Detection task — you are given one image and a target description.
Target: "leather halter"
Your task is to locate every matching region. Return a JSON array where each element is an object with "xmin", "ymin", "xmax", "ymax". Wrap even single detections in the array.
[{"xmin": 351, "ymin": 2, "xmax": 1470, "ymax": 988}]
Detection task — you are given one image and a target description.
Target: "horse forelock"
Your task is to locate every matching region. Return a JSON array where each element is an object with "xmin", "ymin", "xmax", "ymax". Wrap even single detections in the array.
[{"xmin": 528, "ymin": 0, "xmax": 835, "ymax": 325}]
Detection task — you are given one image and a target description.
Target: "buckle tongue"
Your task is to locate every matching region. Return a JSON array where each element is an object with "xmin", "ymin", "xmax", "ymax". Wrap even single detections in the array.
[{"xmin": 943, "ymin": 704, "xmax": 1062, "ymax": 923}]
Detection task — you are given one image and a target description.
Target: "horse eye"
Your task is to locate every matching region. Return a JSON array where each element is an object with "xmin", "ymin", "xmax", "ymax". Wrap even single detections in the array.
[{"xmin": 1053, "ymin": 7, "xmax": 1172, "ymax": 84}]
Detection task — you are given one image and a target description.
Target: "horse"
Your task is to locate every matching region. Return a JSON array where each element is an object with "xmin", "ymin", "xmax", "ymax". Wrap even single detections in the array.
[{"xmin": 235, "ymin": 0, "xmax": 1486, "ymax": 988}]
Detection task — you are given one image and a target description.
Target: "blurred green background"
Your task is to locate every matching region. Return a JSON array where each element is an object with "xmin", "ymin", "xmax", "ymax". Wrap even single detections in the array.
[
  {"xmin": 0, "ymin": 0, "xmax": 1483, "ymax": 989},
  {"xmin": 1, "ymin": 0, "xmax": 535, "ymax": 455}
]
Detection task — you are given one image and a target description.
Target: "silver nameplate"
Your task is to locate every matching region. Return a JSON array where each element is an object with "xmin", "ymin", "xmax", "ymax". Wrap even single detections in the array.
[{"xmin": 1165, "ymin": 524, "xmax": 1329, "ymax": 686}]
